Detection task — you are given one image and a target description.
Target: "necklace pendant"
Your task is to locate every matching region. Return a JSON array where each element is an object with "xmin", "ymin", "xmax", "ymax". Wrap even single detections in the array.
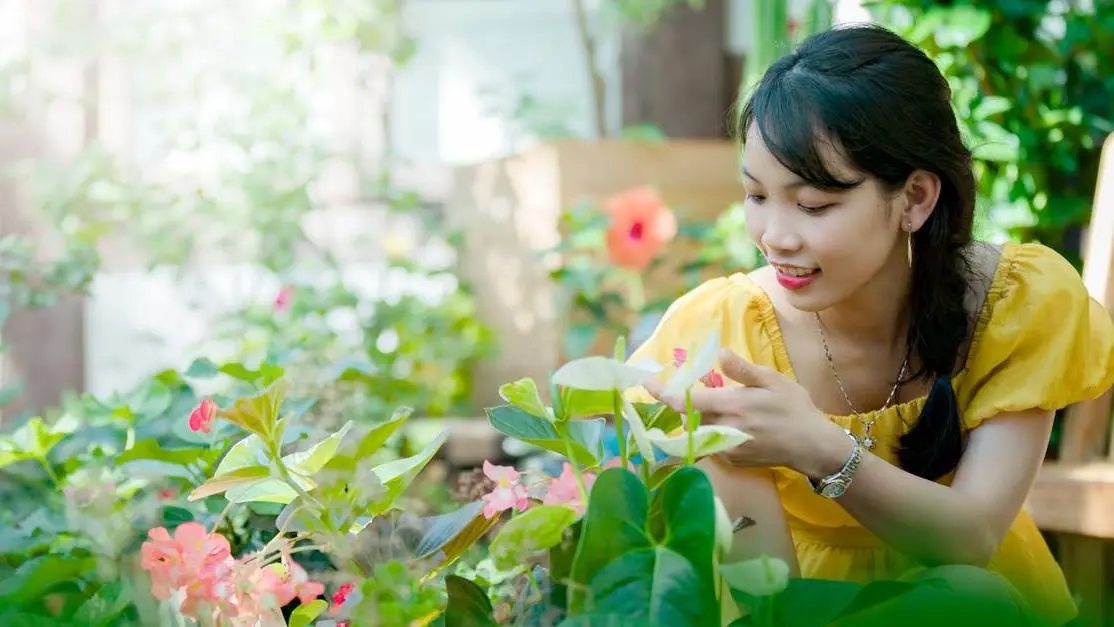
[{"xmin": 861, "ymin": 434, "xmax": 876, "ymax": 449}]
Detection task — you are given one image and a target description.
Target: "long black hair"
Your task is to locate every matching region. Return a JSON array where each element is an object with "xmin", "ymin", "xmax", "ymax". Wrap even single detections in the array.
[{"xmin": 736, "ymin": 24, "xmax": 976, "ymax": 480}]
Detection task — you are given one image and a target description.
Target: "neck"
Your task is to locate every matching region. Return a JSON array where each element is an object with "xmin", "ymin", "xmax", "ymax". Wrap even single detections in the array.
[{"xmin": 815, "ymin": 247, "xmax": 912, "ymax": 350}]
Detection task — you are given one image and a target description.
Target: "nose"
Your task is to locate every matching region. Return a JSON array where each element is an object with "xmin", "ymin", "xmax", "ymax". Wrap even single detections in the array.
[{"xmin": 760, "ymin": 209, "xmax": 804, "ymax": 256}]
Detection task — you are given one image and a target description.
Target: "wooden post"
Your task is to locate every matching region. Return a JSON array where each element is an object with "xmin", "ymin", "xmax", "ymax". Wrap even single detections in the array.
[{"xmin": 619, "ymin": 0, "xmax": 730, "ymax": 138}]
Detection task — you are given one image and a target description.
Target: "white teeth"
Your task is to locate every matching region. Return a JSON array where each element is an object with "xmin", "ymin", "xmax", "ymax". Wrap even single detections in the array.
[{"xmin": 778, "ymin": 266, "xmax": 816, "ymax": 277}]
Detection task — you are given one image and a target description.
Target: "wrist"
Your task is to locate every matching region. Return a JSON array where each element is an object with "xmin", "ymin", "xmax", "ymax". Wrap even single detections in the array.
[{"xmin": 802, "ymin": 423, "xmax": 856, "ymax": 479}]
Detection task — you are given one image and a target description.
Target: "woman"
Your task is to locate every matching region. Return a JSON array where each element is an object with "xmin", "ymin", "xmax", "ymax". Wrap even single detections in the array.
[{"xmin": 627, "ymin": 24, "xmax": 1114, "ymax": 626}]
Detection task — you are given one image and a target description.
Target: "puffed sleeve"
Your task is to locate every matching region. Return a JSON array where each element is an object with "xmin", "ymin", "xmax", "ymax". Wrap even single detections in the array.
[
  {"xmin": 958, "ymin": 243, "xmax": 1114, "ymax": 428},
  {"xmin": 624, "ymin": 273, "xmax": 790, "ymax": 404}
]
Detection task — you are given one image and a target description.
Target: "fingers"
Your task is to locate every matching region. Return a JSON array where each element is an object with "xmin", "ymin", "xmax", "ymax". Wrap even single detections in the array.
[{"xmin": 718, "ymin": 349, "xmax": 780, "ymax": 388}]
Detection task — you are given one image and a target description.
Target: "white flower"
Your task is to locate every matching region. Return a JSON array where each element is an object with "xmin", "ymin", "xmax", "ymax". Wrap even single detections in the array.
[
  {"xmin": 620, "ymin": 397, "xmax": 657, "ymax": 465},
  {"xmin": 719, "ymin": 555, "xmax": 790, "ymax": 597},
  {"xmin": 551, "ymin": 356, "xmax": 661, "ymax": 392},
  {"xmin": 663, "ymin": 329, "xmax": 721, "ymax": 398},
  {"xmin": 644, "ymin": 424, "xmax": 752, "ymax": 458},
  {"xmin": 714, "ymin": 496, "xmax": 733, "ymax": 558}
]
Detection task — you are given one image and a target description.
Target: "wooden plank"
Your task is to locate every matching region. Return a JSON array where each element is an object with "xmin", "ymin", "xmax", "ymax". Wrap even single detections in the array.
[
  {"xmin": 1029, "ymin": 462, "xmax": 1114, "ymax": 538},
  {"xmin": 1059, "ymin": 133, "xmax": 1114, "ymax": 461},
  {"xmin": 1058, "ymin": 535, "xmax": 1109, "ymax": 627}
]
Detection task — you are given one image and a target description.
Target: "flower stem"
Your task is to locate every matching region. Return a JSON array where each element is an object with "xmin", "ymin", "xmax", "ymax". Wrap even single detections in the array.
[
  {"xmin": 685, "ymin": 389, "xmax": 699, "ymax": 466},
  {"xmin": 561, "ymin": 426, "xmax": 591, "ymax": 507},
  {"xmin": 612, "ymin": 389, "xmax": 629, "ymax": 470}
]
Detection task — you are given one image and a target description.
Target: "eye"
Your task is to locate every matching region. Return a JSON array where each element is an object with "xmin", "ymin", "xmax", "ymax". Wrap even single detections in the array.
[
  {"xmin": 797, "ymin": 203, "xmax": 833, "ymax": 215},
  {"xmin": 745, "ymin": 193, "xmax": 766, "ymax": 204}
]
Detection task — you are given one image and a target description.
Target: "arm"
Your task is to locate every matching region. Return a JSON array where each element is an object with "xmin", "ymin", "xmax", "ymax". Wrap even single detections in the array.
[
  {"xmin": 701, "ymin": 458, "xmax": 801, "ymax": 576},
  {"xmin": 807, "ymin": 409, "xmax": 1054, "ymax": 566}
]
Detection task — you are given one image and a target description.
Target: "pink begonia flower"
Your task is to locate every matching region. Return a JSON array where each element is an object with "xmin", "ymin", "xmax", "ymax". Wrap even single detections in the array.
[
  {"xmin": 140, "ymin": 522, "xmax": 232, "ymax": 603},
  {"xmin": 480, "ymin": 460, "xmax": 530, "ymax": 519},
  {"xmin": 274, "ymin": 286, "xmax": 294, "ymax": 311},
  {"xmin": 543, "ymin": 463, "xmax": 596, "ymax": 516},
  {"xmin": 188, "ymin": 399, "xmax": 217, "ymax": 434},
  {"xmin": 672, "ymin": 347, "xmax": 726, "ymax": 389}
]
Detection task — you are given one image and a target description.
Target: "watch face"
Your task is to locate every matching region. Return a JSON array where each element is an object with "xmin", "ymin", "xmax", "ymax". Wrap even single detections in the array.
[{"xmin": 821, "ymin": 481, "xmax": 846, "ymax": 499}]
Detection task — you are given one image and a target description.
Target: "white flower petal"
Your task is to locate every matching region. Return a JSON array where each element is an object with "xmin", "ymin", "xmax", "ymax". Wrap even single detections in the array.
[
  {"xmin": 552, "ymin": 356, "xmax": 659, "ymax": 391},
  {"xmin": 664, "ymin": 329, "xmax": 722, "ymax": 397},
  {"xmin": 719, "ymin": 556, "xmax": 790, "ymax": 597},
  {"xmin": 621, "ymin": 398, "xmax": 657, "ymax": 466},
  {"xmin": 644, "ymin": 424, "xmax": 751, "ymax": 458}
]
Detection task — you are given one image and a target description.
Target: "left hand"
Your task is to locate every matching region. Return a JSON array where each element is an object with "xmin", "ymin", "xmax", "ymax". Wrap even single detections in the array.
[{"xmin": 643, "ymin": 349, "xmax": 850, "ymax": 476}]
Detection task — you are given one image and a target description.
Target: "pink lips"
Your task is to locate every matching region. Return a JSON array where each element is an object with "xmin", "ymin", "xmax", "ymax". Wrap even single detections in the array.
[{"xmin": 775, "ymin": 267, "xmax": 820, "ymax": 290}]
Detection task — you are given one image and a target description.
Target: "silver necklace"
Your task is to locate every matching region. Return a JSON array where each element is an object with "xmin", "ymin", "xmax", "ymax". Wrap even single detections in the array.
[{"xmin": 815, "ymin": 313, "xmax": 908, "ymax": 450}]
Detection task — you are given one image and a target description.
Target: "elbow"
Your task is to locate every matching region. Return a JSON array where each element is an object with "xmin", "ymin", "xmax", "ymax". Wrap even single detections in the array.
[{"xmin": 926, "ymin": 525, "xmax": 999, "ymax": 568}]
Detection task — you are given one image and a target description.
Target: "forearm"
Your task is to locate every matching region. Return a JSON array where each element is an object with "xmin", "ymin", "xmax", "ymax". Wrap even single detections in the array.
[
  {"xmin": 805, "ymin": 438, "xmax": 995, "ymax": 566},
  {"xmin": 701, "ymin": 459, "xmax": 801, "ymax": 576}
]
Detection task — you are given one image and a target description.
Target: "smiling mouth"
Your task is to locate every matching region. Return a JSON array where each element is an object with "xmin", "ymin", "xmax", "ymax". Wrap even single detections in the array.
[{"xmin": 772, "ymin": 263, "xmax": 819, "ymax": 277}]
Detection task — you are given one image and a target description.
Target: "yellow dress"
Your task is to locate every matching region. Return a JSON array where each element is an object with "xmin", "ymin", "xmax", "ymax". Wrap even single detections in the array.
[{"xmin": 625, "ymin": 242, "xmax": 1114, "ymax": 626}]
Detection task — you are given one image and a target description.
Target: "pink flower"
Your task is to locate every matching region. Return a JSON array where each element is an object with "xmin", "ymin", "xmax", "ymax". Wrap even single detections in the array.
[
  {"xmin": 332, "ymin": 582, "xmax": 355, "ymax": 610},
  {"xmin": 188, "ymin": 399, "xmax": 217, "ymax": 434},
  {"xmin": 274, "ymin": 286, "xmax": 293, "ymax": 311},
  {"xmin": 480, "ymin": 460, "xmax": 530, "ymax": 519},
  {"xmin": 604, "ymin": 186, "xmax": 678, "ymax": 272},
  {"xmin": 672, "ymin": 347, "xmax": 726, "ymax": 388},
  {"xmin": 140, "ymin": 522, "xmax": 232, "ymax": 603},
  {"xmin": 543, "ymin": 463, "xmax": 596, "ymax": 516},
  {"xmin": 601, "ymin": 457, "xmax": 637, "ymax": 472}
]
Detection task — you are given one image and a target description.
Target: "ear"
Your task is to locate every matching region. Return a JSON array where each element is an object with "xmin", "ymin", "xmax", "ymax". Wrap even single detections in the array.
[{"xmin": 899, "ymin": 169, "xmax": 941, "ymax": 232}]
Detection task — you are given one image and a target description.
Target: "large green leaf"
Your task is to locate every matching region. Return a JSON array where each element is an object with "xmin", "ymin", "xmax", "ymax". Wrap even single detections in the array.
[
  {"xmin": 219, "ymin": 377, "xmax": 289, "ymax": 439},
  {"xmin": 485, "ymin": 405, "xmax": 604, "ymax": 466},
  {"xmin": 367, "ymin": 430, "xmax": 447, "ymax": 514},
  {"xmin": 489, "ymin": 505, "xmax": 578, "ymax": 570},
  {"xmin": 189, "ymin": 466, "xmax": 270, "ymax": 501},
  {"xmin": 284, "ymin": 421, "xmax": 354, "ymax": 476},
  {"xmin": 567, "ymin": 467, "xmax": 718, "ymax": 624},
  {"xmin": 0, "ymin": 555, "xmax": 95, "ymax": 605},
  {"xmin": 355, "ymin": 407, "xmax": 413, "ymax": 459},
  {"xmin": 444, "ymin": 575, "xmax": 498, "ymax": 627}
]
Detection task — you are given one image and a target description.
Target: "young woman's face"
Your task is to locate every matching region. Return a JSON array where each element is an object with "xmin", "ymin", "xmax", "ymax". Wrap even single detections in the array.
[{"xmin": 740, "ymin": 124, "xmax": 906, "ymax": 312}]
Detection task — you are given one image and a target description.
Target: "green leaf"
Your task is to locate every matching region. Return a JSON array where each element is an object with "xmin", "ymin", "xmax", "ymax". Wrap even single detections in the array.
[
  {"xmin": 284, "ymin": 421, "xmax": 354, "ymax": 476},
  {"xmin": 215, "ymin": 435, "xmax": 271, "ymax": 475},
  {"xmin": 224, "ymin": 474, "xmax": 313, "ymax": 504},
  {"xmin": 486, "ymin": 405, "xmax": 604, "ymax": 466},
  {"xmin": 972, "ymin": 96, "xmax": 1012, "ymax": 120},
  {"xmin": 289, "ymin": 599, "xmax": 328, "ymax": 627},
  {"xmin": 563, "ymin": 324, "xmax": 600, "ymax": 359},
  {"xmin": 220, "ymin": 377, "xmax": 289, "ymax": 439},
  {"xmin": 116, "ymin": 438, "xmax": 220, "ymax": 468},
  {"xmin": 444, "ymin": 575, "xmax": 498, "ymax": 627},
  {"xmin": 498, "ymin": 378, "xmax": 549, "ymax": 418},
  {"xmin": 368, "ymin": 430, "xmax": 447, "ymax": 514},
  {"xmin": 568, "ymin": 467, "xmax": 718, "ymax": 624},
  {"xmin": 188, "ymin": 466, "xmax": 270, "ymax": 501},
  {"xmin": 8, "ymin": 417, "xmax": 67, "ymax": 458},
  {"xmin": 561, "ymin": 389, "xmax": 614, "ymax": 419},
  {"xmin": 184, "ymin": 357, "xmax": 220, "ymax": 378},
  {"xmin": 416, "ymin": 500, "xmax": 484, "ymax": 559},
  {"xmin": 489, "ymin": 505, "xmax": 579, "ymax": 571},
  {"xmin": 125, "ymin": 379, "xmax": 174, "ymax": 419},
  {"xmin": 354, "ymin": 407, "xmax": 413, "ymax": 459},
  {"xmin": 0, "ymin": 555, "xmax": 95, "ymax": 605},
  {"xmin": 72, "ymin": 581, "xmax": 132, "ymax": 626}
]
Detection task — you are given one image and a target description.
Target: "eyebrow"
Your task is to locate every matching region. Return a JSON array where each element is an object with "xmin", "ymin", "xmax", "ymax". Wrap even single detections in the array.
[
  {"xmin": 742, "ymin": 167, "xmax": 863, "ymax": 192},
  {"xmin": 742, "ymin": 168, "xmax": 810, "ymax": 190}
]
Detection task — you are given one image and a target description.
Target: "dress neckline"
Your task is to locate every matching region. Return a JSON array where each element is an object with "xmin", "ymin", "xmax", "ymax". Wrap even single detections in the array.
[{"xmin": 732, "ymin": 242, "xmax": 1017, "ymax": 421}]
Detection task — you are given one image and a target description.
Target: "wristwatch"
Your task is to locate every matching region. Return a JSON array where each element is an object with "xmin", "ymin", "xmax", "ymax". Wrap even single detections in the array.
[{"xmin": 806, "ymin": 430, "xmax": 863, "ymax": 499}]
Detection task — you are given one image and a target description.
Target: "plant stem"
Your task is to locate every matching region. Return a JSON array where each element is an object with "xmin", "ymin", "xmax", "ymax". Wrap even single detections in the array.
[
  {"xmin": 685, "ymin": 389, "xmax": 699, "ymax": 466},
  {"xmin": 612, "ymin": 389, "xmax": 629, "ymax": 470},
  {"xmin": 269, "ymin": 443, "xmax": 326, "ymax": 511},
  {"xmin": 37, "ymin": 457, "xmax": 60, "ymax": 488},
  {"xmin": 561, "ymin": 427, "xmax": 591, "ymax": 507}
]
